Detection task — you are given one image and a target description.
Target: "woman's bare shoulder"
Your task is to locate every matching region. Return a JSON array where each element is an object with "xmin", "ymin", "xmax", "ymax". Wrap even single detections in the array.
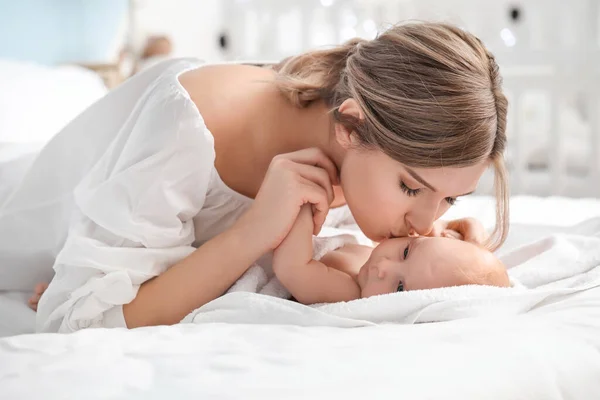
[
  {"xmin": 178, "ymin": 64, "xmax": 275, "ymax": 95},
  {"xmin": 177, "ymin": 63, "xmax": 278, "ymax": 136}
]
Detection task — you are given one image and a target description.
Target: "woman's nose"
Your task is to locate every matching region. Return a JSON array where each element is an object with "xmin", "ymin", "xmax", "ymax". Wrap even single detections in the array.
[
  {"xmin": 406, "ymin": 211, "xmax": 436, "ymax": 236},
  {"xmin": 409, "ymin": 223, "xmax": 434, "ymax": 236}
]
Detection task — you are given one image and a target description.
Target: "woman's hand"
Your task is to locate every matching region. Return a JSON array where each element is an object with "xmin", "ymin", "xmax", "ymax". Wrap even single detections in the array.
[
  {"xmin": 428, "ymin": 218, "xmax": 486, "ymax": 245},
  {"xmin": 237, "ymin": 148, "xmax": 338, "ymax": 251}
]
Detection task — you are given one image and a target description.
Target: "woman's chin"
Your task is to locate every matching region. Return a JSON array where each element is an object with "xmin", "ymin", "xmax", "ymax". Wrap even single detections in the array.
[{"xmin": 361, "ymin": 230, "xmax": 387, "ymax": 244}]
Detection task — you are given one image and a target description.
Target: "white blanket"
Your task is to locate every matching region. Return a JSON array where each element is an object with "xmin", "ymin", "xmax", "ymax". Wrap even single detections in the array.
[
  {"xmin": 222, "ymin": 233, "xmax": 359, "ymax": 300},
  {"xmin": 184, "ymin": 218, "xmax": 600, "ymax": 327},
  {"xmin": 3, "ymin": 219, "xmax": 600, "ymax": 399}
]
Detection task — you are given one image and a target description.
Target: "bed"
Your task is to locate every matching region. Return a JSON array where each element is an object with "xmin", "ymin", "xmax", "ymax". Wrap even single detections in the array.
[
  {"xmin": 0, "ymin": 195, "xmax": 596, "ymax": 337},
  {"xmin": 3, "ymin": 1, "xmax": 600, "ymax": 398},
  {"xmin": 3, "ymin": 303, "xmax": 600, "ymax": 399},
  {"xmin": 2, "ymin": 195, "xmax": 600, "ymax": 399}
]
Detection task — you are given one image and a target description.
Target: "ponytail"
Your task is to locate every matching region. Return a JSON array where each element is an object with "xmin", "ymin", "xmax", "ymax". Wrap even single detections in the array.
[{"xmin": 273, "ymin": 38, "xmax": 366, "ymax": 107}]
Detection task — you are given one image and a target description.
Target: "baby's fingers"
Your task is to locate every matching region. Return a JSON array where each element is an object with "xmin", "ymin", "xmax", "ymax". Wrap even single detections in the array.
[
  {"xmin": 298, "ymin": 178, "xmax": 329, "ymax": 235},
  {"xmin": 442, "ymin": 229, "xmax": 463, "ymax": 240}
]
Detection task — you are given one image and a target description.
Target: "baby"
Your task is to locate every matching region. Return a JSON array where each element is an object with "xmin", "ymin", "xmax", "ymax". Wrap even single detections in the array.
[
  {"xmin": 28, "ymin": 206, "xmax": 509, "ymax": 311},
  {"xmin": 273, "ymin": 206, "xmax": 509, "ymax": 305}
]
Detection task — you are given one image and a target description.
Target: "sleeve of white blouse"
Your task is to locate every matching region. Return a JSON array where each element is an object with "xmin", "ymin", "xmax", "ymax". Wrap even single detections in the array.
[{"xmin": 36, "ymin": 83, "xmax": 215, "ymax": 333}]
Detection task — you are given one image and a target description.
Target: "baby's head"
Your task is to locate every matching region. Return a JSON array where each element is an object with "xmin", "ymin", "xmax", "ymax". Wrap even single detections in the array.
[{"xmin": 357, "ymin": 236, "xmax": 509, "ymax": 298}]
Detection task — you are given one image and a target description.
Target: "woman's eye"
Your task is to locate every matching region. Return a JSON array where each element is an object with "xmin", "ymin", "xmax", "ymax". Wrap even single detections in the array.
[
  {"xmin": 397, "ymin": 281, "xmax": 404, "ymax": 292},
  {"xmin": 403, "ymin": 245, "xmax": 409, "ymax": 259},
  {"xmin": 445, "ymin": 197, "xmax": 457, "ymax": 206},
  {"xmin": 400, "ymin": 181, "xmax": 420, "ymax": 197}
]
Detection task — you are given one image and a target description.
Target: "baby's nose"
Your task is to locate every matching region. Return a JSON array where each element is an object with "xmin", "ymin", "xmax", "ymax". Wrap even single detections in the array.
[
  {"xmin": 369, "ymin": 259, "xmax": 399, "ymax": 279},
  {"xmin": 367, "ymin": 264, "xmax": 385, "ymax": 280}
]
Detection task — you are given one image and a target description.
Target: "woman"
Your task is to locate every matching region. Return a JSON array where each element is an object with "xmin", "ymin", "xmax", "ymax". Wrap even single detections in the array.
[{"xmin": 0, "ymin": 22, "xmax": 508, "ymax": 332}]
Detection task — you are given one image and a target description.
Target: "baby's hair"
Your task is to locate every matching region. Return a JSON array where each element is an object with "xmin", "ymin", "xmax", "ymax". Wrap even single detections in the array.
[
  {"xmin": 454, "ymin": 250, "xmax": 510, "ymax": 288},
  {"xmin": 274, "ymin": 21, "xmax": 509, "ymax": 251}
]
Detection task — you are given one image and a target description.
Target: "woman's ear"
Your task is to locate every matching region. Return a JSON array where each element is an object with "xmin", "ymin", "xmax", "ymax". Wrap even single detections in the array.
[{"xmin": 335, "ymin": 98, "xmax": 364, "ymax": 149}]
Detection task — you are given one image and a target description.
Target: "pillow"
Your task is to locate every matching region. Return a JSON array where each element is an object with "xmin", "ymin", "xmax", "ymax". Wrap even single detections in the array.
[
  {"xmin": 0, "ymin": 142, "xmax": 45, "ymax": 205},
  {"xmin": 0, "ymin": 60, "xmax": 108, "ymax": 144}
]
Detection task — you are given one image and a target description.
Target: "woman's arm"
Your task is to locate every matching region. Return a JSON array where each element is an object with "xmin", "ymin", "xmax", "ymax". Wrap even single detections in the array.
[
  {"xmin": 37, "ymin": 147, "xmax": 338, "ymax": 333},
  {"xmin": 273, "ymin": 205, "xmax": 361, "ymax": 304},
  {"xmin": 126, "ymin": 147, "xmax": 342, "ymax": 327},
  {"xmin": 123, "ymin": 220, "xmax": 265, "ymax": 328}
]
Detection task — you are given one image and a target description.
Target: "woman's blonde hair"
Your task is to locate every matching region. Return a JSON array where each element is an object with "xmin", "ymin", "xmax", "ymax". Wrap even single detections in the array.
[{"xmin": 273, "ymin": 22, "xmax": 509, "ymax": 251}]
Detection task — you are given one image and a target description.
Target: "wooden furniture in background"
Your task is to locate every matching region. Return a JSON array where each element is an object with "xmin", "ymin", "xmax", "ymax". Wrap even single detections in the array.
[{"xmin": 76, "ymin": 62, "xmax": 123, "ymax": 89}]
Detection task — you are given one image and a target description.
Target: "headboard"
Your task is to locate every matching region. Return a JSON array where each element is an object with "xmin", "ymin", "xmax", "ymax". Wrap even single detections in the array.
[{"xmin": 0, "ymin": 0, "xmax": 129, "ymax": 65}]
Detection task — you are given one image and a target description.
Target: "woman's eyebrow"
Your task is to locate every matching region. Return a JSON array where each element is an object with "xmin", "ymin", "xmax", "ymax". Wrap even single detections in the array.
[{"xmin": 404, "ymin": 167, "xmax": 437, "ymax": 192}]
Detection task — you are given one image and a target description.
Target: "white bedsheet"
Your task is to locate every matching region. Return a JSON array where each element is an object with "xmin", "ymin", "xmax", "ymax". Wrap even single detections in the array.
[
  {"xmin": 3, "ymin": 312, "xmax": 599, "ymax": 399},
  {"xmin": 0, "ymin": 291, "xmax": 34, "ymax": 338},
  {"xmin": 2, "ymin": 196, "xmax": 600, "ymax": 399}
]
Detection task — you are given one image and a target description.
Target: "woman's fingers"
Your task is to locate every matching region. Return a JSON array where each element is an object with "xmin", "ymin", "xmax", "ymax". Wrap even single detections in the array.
[
  {"xmin": 246, "ymin": 148, "xmax": 338, "ymax": 250},
  {"xmin": 291, "ymin": 162, "xmax": 334, "ymax": 205},
  {"xmin": 276, "ymin": 148, "xmax": 339, "ymax": 185}
]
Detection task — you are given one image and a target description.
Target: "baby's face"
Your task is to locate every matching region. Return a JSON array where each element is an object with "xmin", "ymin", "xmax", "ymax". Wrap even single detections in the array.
[{"xmin": 357, "ymin": 236, "xmax": 504, "ymax": 298}]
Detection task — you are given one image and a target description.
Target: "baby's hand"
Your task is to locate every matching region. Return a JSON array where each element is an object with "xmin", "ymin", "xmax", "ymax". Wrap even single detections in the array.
[
  {"xmin": 430, "ymin": 218, "xmax": 485, "ymax": 244},
  {"xmin": 441, "ymin": 229, "xmax": 463, "ymax": 240}
]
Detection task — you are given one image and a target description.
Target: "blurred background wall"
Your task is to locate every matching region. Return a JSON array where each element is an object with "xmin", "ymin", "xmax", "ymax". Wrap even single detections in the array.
[{"xmin": 1, "ymin": 0, "xmax": 599, "ymax": 197}]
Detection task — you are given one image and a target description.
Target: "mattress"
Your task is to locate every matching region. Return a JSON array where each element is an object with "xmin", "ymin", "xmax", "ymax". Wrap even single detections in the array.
[
  {"xmin": 4, "ymin": 308, "xmax": 600, "ymax": 400},
  {"xmin": 2, "ymin": 195, "xmax": 600, "ymax": 399}
]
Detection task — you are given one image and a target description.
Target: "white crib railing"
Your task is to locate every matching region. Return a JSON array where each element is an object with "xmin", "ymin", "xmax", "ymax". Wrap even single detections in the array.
[{"xmin": 221, "ymin": 0, "xmax": 600, "ymax": 198}]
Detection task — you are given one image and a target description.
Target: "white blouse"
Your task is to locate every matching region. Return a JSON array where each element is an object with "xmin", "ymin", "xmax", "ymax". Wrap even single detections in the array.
[
  {"xmin": 0, "ymin": 58, "xmax": 357, "ymax": 333},
  {"xmin": 33, "ymin": 58, "xmax": 255, "ymax": 332}
]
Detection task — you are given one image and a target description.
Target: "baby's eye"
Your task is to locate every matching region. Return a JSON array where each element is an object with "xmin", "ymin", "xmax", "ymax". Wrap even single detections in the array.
[
  {"xmin": 403, "ymin": 245, "xmax": 409, "ymax": 259},
  {"xmin": 397, "ymin": 281, "xmax": 404, "ymax": 292}
]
